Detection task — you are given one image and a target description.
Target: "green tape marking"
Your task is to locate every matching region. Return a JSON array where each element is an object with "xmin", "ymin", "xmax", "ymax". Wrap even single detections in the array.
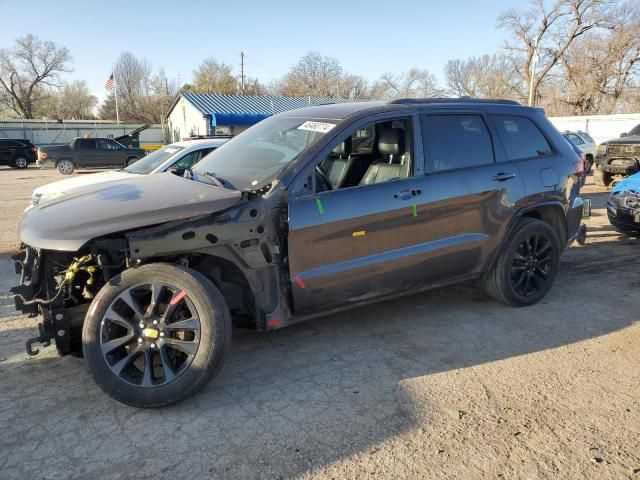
[
  {"xmin": 411, "ymin": 204, "xmax": 417, "ymax": 217},
  {"xmin": 316, "ymin": 198, "xmax": 324, "ymax": 215}
]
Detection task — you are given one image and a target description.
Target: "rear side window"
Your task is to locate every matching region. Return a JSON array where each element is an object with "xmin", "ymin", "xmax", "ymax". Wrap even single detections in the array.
[
  {"xmin": 420, "ymin": 114, "xmax": 494, "ymax": 173},
  {"xmin": 491, "ymin": 115, "xmax": 552, "ymax": 160},
  {"xmin": 567, "ymin": 133, "xmax": 584, "ymax": 145}
]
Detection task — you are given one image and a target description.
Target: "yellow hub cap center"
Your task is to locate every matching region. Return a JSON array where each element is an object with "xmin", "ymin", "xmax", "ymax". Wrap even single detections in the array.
[{"xmin": 142, "ymin": 327, "xmax": 160, "ymax": 340}]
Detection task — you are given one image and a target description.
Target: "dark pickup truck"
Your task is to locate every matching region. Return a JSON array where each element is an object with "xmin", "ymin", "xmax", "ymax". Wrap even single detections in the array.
[
  {"xmin": 37, "ymin": 137, "xmax": 145, "ymax": 175},
  {"xmin": 594, "ymin": 123, "xmax": 640, "ymax": 186}
]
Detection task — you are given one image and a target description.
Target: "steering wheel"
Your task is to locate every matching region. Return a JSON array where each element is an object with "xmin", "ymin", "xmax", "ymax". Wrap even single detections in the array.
[{"xmin": 315, "ymin": 164, "xmax": 333, "ymax": 191}]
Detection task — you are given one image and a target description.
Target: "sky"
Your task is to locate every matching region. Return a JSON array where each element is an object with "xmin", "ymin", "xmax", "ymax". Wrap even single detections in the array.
[{"xmin": 0, "ymin": 0, "xmax": 531, "ymax": 104}]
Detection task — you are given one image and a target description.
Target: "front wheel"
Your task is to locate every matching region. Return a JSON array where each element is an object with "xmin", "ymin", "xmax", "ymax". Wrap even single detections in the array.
[
  {"xmin": 593, "ymin": 166, "xmax": 612, "ymax": 187},
  {"xmin": 82, "ymin": 263, "xmax": 231, "ymax": 407},
  {"xmin": 481, "ymin": 218, "xmax": 561, "ymax": 306},
  {"xmin": 56, "ymin": 159, "xmax": 75, "ymax": 175}
]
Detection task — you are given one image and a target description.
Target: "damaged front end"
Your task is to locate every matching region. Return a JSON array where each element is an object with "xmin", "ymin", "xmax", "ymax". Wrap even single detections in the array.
[
  {"xmin": 607, "ymin": 177, "xmax": 640, "ymax": 233},
  {"xmin": 11, "ymin": 244, "xmax": 126, "ymax": 356}
]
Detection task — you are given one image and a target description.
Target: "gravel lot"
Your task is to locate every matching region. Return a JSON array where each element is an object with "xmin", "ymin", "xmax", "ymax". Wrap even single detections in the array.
[{"xmin": 0, "ymin": 166, "xmax": 638, "ymax": 479}]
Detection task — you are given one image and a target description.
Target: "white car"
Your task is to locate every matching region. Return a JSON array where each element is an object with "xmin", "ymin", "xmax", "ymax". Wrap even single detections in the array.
[
  {"xmin": 29, "ymin": 138, "xmax": 227, "ymax": 208},
  {"xmin": 563, "ymin": 131, "xmax": 596, "ymax": 173}
]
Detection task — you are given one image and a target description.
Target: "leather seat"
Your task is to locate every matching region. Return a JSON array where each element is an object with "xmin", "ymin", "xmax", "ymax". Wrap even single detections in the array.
[
  {"xmin": 322, "ymin": 138, "xmax": 373, "ymax": 189},
  {"xmin": 359, "ymin": 128, "xmax": 410, "ymax": 185}
]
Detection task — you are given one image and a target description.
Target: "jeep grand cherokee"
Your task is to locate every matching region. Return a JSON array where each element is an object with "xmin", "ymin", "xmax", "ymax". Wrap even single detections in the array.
[{"xmin": 12, "ymin": 98, "xmax": 586, "ymax": 407}]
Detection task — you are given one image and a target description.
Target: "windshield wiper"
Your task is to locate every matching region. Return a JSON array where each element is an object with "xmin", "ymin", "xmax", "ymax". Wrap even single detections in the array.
[
  {"xmin": 184, "ymin": 169, "xmax": 230, "ymax": 189},
  {"xmin": 203, "ymin": 172, "xmax": 226, "ymax": 188}
]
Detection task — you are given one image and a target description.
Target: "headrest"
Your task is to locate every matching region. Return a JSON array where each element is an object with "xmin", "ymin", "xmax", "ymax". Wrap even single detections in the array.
[
  {"xmin": 332, "ymin": 137, "xmax": 352, "ymax": 156},
  {"xmin": 378, "ymin": 128, "xmax": 405, "ymax": 156}
]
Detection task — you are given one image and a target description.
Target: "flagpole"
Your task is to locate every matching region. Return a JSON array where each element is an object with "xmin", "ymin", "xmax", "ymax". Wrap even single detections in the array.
[{"xmin": 113, "ymin": 66, "xmax": 120, "ymax": 125}]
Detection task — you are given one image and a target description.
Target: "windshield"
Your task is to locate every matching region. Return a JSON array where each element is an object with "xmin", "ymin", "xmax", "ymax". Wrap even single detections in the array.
[
  {"xmin": 124, "ymin": 145, "xmax": 184, "ymax": 174},
  {"xmin": 192, "ymin": 116, "xmax": 338, "ymax": 190}
]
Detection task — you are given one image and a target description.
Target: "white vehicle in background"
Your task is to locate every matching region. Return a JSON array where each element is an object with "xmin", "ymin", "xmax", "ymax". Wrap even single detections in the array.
[
  {"xmin": 29, "ymin": 138, "xmax": 228, "ymax": 208},
  {"xmin": 562, "ymin": 130, "xmax": 596, "ymax": 173}
]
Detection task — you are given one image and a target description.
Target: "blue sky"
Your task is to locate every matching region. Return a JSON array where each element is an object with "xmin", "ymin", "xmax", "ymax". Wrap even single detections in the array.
[{"xmin": 0, "ymin": 0, "xmax": 530, "ymax": 102}]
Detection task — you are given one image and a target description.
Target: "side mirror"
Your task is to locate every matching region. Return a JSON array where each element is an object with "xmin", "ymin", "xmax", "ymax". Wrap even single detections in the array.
[{"xmin": 620, "ymin": 132, "xmax": 628, "ymax": 138}]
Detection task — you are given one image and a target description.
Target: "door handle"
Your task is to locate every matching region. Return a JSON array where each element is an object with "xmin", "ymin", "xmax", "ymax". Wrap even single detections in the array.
[
  {"xmin": 394, "ymin": 188, "xmax": 422, "ymax": 200},
  {"xmin": 492, "ymin": 172, "xmax": 516, "ymax": 182}
]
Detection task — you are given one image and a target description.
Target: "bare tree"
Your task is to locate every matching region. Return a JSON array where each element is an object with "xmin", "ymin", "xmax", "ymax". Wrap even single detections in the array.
[
  {"xmin": 191, "ymin": 58, "xmax": 238, "ymax": 94},
  {"xmin": 445, "ymin": 55, "xmax": 520, "ymax": 99},
  {"xmin": 498, "ymin": 0, "xmax": 612, "ymax": 106},
  {"xmin": 48, "ymin": 80, "xmax": 97, "ymax": 119},
  {"xmin": 0, "ymin": 34, "xmax": 71, "ymax": 118},
  {"xmin": 278, "ymin": 51, "xmax": 344, "ymax": 98},
  {"xmin": 99, "ymin": 52, "xmax": 178, "ymax": 123},
  {"xmin": 372, "ymin": 68, "xmax": 445, "ymax": 99}
]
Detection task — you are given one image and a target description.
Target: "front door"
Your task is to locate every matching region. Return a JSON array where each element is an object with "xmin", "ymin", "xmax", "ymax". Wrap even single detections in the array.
[
  {"xmin": 74, "ymin": 138, "xmax": 102, "ymax": 168},
  {"xmin": 97, "ymin": 139, "xmax": 126, "ymax": 167},
  {"xmin": 288, "ymin": 115, "xmax": 425, "ymax": 315}
]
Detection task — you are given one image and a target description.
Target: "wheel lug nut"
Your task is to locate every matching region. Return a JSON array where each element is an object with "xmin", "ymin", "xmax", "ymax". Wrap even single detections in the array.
[
  {"xmin": 150, "ymin": 342, "xmax": 157, "ymax": 349},
  {"xmin": 152, "ymin": 319, "xmax": 159, "ymax": 326},
  {"xmin": 159, "ymin": 332, "xmax": 165, "ymax": 338},
  {"xmin": 137, "ymin": 337, "xmax": 144, "ymax": 344},
  {"xmin": 139, "ymin": 322, "xmax": 145, "ymax": 329}
]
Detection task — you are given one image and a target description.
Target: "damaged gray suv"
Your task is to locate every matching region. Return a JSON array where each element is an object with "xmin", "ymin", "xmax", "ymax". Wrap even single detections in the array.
[{"xmin": 12, "ymin": 99, "xmax": 586, "ymax": 407}]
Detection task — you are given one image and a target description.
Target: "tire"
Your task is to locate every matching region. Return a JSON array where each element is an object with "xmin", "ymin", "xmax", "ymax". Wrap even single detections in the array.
[
  {"xmin": 593, "ymin": 166, "xmax": 612, "ymax": 187},
  {"xmin": 585, "ymin": 156, "xmax": 593, "ymax": 174},
  {"xmin": 56, "ymin": 159, "xmax": 75, "ymax": 175},
  {"xmin": 82, "ymin": 263, "xmax": 231, "ymax": 408},
  {"xmin": 481, "ymin": 218, "xmax": 561, "ymax": 307},
  {"xmin": 12, "ymin": 156, "xmax": 29, "ymax": 169}
]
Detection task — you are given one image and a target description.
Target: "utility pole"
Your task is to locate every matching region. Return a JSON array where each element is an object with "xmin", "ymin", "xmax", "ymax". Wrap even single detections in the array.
[
  {"xmin": 528, "ymin": 38, "xmax": 540, "ymax": 107},
  {"xmin": 240, "ymin": 51, "xmax": 245, "ymax": 95}
]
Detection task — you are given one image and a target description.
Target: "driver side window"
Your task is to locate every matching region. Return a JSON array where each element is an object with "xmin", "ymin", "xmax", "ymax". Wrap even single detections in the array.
[{"xmin": 315, "ymin": 118, "xmax": 413, "ymax": 192}]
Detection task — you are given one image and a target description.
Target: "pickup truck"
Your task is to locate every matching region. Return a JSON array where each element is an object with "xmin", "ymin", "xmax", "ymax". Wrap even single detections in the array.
[{"xmin": 37, "ymin": 137, "xmax": 146, "ymax": 175}]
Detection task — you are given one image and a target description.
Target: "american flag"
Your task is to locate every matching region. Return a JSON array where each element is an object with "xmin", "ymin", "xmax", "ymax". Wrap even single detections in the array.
[{"xmin": 105, "ymin": 73, "xmax": 115, "ymax": 91}]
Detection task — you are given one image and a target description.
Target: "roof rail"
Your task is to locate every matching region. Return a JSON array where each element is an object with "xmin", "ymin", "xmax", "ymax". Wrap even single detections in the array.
[{"xmin": 388, "ymin": 97, "xmax": 521, "ymax": 106}]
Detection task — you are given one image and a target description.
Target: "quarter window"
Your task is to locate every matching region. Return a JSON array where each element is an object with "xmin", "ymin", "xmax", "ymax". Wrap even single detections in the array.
[
  {"xmin": 491, "ymin": 115, "xmax": 552, "ymax": 160},
  {"xmin": 420, "ymin": 114, "xmax": 494, "ymax": 173},
  {"xmin": 567, "ymin": 133, "xmax": 584, "ymax": 145}
]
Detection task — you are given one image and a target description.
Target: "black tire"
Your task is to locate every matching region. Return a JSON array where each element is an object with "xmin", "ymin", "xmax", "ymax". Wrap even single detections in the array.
[
  {"xmin": 12, "ymin": 156, "xmax": 29, "ymax": 169},
  {"xmin": 593, "ymin": 166, "xmax": 612, "ymax": 187},
  {"xmin": 585, "ymin": 156, "xmax": 593, "ymax": 174},
  {"xmin": 82, "ymin": 263, "xmax": 231, "ymax": 408},
  {"xmin": 481, "ymin": 218, "xmax": 561, "ymax": 306}
]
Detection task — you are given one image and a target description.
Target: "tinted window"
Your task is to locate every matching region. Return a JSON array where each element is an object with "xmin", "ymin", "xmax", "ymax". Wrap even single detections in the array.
[
  {"xmin": 76, "ymin": 139, "xmax": 96, "ymax": 150},
  {"xmin": 420, "ymin": 114, "xmax": 494, "ymax": 173},
  {"xmin": 97, "ymin": 139, "xmax": 121, "ymax": 150},
  {"xmin": 491, "ymin": 115, "xmax": 552, "ymax": 160}
]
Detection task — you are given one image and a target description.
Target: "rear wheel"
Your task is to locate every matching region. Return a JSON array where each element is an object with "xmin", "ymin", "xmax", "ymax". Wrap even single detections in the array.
[
  {"xmin": 12, "ymin": 156, "xmax": 29, "ymax": 169},
  {"xmin": 482, "ymin": 218, "xmax": 561, "ymax": 306},
  {"xmin": 57, "ymin": 159, "xmax": 75, "ymax": 175},
  {"xmin": 82, "ymin": 263, "xmax": 231, "ymax": 407}
]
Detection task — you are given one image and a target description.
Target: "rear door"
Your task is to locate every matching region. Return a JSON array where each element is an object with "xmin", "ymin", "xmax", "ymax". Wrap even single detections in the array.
[
  {"xmin": 411, "ymin": 112, "xmax": 527, "ymax": 281},
  {"xmin": 0, "ymin": 141, "xmax": 15, "ymax": 164}
]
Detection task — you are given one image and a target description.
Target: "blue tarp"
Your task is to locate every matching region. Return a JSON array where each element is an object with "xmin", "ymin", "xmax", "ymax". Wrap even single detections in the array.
[{"xmin": 209, "ymin": 112, "xmax": 271, "ymax": 126}]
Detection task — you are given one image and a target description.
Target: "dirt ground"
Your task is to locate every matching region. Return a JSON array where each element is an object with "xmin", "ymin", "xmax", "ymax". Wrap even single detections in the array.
[{"xmin": 0, "ymin": 166, "xmax": 638, "ymax": 479}]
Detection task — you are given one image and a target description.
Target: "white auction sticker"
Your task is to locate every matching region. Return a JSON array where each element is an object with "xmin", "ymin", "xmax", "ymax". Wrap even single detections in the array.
[{"xmin": 297, "ymin": 121, "xmax": 335, "ymax": 133}]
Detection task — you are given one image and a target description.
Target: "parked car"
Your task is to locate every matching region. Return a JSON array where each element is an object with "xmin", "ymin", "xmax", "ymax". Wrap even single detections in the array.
[
  {"xmin": 37, "ymin": 137, "xmax": 146, "ymax": 175},
  {"xmin": 562, "ymin": 130, "xmax": 596, "ymax": 173},
  {"xmin": 594, "ymin": 123, "xmax": 640, "ymax": 187},
  {"xmin": 0, "ymin": 138, "xmax": 37, "ymax": 169},
  {"xmin": 563, "ymin": 135, "xmax": 588, "ymax": 187},
  {"xmin": 29, "ymin": 138, "xmax": 227, "ymax": 208},
  {"xmin": 607, "ymin": 171, "xmax": 640, "ymax": 234},
  {"xmin": 12, "ymin": 98, "xmax": 586, "ymax": 407}
]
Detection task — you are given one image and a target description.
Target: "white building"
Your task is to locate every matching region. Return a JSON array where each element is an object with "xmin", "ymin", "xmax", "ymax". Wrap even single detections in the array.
[{"xmin": 165, "ymin": 93, "xmax": 350, "ymax": 142}]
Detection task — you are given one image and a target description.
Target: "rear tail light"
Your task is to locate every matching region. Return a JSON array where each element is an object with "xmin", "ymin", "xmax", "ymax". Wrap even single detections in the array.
[
  {"xmin": 574, "ymin": 153, "xmax": 586, "ymax": 178},
  {"xmin": 38, "ymin": 151, "xmax": 48, "ymax": 160}
]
